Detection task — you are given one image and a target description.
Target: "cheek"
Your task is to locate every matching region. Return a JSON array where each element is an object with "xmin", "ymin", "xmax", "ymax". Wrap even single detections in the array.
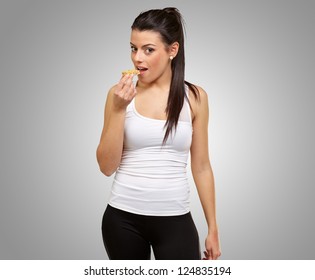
[
  {"xmin": 148, "ymin": 53, "xmax": 159, "ymax": 64},
  {"xmin": 151, "ymin": 53, "xmax": 168, "ymax": 69}
]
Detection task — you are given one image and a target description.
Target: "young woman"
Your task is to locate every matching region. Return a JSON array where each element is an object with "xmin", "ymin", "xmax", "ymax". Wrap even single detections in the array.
[{"xmin": 97, "ymin": 7, "xmax": 221, "ymax": 260}]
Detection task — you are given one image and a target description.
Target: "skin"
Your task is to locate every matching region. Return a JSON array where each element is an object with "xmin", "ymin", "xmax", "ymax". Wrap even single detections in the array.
[{"xmin": 96, "ymin": 29, "xmax": 221, "ymax": 260}]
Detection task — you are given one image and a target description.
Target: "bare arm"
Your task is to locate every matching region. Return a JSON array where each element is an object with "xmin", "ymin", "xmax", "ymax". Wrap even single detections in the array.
[
  {"xmin": 190, "ymin": 86, "xmax": 221, "ymax": 260},
  {"xmin": 96, "ymin": 74, "xmax": 136, "ymax": 176}
]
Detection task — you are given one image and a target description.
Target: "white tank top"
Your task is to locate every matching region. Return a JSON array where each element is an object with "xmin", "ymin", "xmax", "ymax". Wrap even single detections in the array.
[{"xmin": 109, "ymin": 89, "xmax": 192, "ymax": 216}]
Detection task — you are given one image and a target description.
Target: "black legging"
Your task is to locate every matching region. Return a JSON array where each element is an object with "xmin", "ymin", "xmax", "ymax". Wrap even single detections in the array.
[{"xmin": 102, "ymin": 204, "xmax": 201, "ymax": 260}]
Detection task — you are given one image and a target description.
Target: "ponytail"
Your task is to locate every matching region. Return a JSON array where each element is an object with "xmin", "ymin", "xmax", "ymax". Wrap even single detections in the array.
[{"xmin": 131, "ymin": 7, "xmax": 199, "ymax": 144}]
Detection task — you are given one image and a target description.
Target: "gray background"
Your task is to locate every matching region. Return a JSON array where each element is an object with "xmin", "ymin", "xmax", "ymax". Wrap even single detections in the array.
[{"xmin": 0, "ymin": 0, "xmax": 314, "ymax": 260}]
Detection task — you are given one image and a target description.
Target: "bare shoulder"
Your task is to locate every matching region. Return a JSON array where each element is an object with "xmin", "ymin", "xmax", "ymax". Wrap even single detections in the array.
[
  {"xmin": 188, "ymin": 84, "xmax": 209, "ymax": 121},
  {"xmin": 104, "ymin": 84, "xmax": 118, "ymax": 104}
]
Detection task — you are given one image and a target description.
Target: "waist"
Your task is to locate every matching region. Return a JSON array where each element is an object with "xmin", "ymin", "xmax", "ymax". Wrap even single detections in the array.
[
  {"xmin": 109, "ymin": 147, "xmax": 190, "ymax": 215},
  {"xmin": 109, "ymin": 175, "xmax": 190, "ymax": 216},
  {"xmin": 110, "ymin": 168, "xmax": 190, "ymax": 216}
]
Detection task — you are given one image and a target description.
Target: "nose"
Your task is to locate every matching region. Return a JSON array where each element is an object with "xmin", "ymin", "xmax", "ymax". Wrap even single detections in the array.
[{"xmin": 133, "ymin": 50, "xmax": 144, "ymax": 63}]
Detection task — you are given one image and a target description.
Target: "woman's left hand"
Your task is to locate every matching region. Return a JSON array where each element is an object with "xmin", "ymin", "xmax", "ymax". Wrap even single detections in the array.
[{"xmin": 202, "ymin": 230, "xmax": 221, "ymax": 260}]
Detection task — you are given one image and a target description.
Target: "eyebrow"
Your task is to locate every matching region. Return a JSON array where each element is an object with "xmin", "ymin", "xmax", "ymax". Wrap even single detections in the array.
[{"xmin": 130, "ymin": 42, "xmax": 157, "ymax": 48}]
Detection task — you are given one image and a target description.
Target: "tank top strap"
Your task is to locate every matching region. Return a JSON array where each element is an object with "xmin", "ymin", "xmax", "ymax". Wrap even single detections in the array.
[
  {"xmin": 178, "ymin": 85, "xmax": 192, "ymax": 124},
  {"xmin": 185, "ymin": 84, "xmax": 192, "ymax": 124},
  {"xmin": 128, "ymin": 87, "xmax": 192, "ymax": 123}
]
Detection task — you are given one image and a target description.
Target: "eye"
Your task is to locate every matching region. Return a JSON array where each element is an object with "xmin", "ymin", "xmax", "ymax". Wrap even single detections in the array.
[
  {"xmin": 145, "ymin": 48, "xmax": 155, "ymax": 54},
  {"xmin": 130, "ymin": 46, "xmax": 137, "ymax": 52}
]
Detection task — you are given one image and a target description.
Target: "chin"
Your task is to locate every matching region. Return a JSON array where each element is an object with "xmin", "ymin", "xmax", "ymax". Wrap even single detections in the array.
[{"xmin": 138, "ymin": 75, "xmax": 153, "ymax": 84}]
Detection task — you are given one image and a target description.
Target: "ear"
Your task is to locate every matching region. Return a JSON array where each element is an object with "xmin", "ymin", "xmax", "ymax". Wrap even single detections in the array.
[{"xmin": 169, "ymin": 42, "xmax": 179, "ymax": 58}]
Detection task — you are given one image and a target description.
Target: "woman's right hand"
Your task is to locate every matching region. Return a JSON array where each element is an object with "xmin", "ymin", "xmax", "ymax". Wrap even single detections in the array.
[{"xmin": 112, "ymin": 74, "xmax": 137, "ymax": 112}]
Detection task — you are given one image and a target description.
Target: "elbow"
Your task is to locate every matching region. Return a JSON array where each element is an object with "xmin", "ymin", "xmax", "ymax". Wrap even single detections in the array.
[
  {"xmin": 100, "ymin": 167, "xmax": 115, "ymax": 177},
  {"xmin": 96, "ymin": 147, "xmax": 117, "ymax": 177},
  {"xmin": 191, "ymin": 160, "xmax": 212, "ymax": 177},
  {"xmin": 97, "ymin": 159, "xmax": 116, "ymax": 177},
  {"xmin": 99, "ymin": 164, "xmax": 116, "ymax": 177}
]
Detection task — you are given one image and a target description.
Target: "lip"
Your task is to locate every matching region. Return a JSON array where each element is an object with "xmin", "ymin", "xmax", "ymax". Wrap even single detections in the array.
[{"xmin": 136, "ymin": 66, "xmax": 148, "ymax": 75}]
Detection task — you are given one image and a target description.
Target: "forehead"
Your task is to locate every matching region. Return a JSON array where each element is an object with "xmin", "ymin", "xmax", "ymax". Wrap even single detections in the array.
[{"xmin": 130, "ymin": 29, "xmax": 164, "ymax": 46}]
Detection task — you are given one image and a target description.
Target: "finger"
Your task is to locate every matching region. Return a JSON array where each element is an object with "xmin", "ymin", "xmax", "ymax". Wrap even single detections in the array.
[
  {"xmin": 124, "ymin": 86, "xmax": 136, "ymax": 101},
  {"xmin": 213, "ymin": 250, "xmax": 221, "ymax": 260},
  {"xmin": 124, "ymin": 77, "xmax": 137, "ymax": 98},
  {"xmin": 115, "ymin": 75, "xmax": 132, "ymax": 98},
  {"xmin": 117, "ymin": 74, "xmax": 131, "ymax": 90},
  {"xmin": 118, "ymin": 75, "xmax": 129, "ymax": 88},
  {"xmin": 124, "ymin": 75, "xmax": 134, "ymax": 88},
  {"xmin": 122, "ymin": 75, "xmax": 135, "ymax": 94},
  {"xmin": 212, "ymin": 250, "xmax": 221, "ymax": 260},
  {"xmin": 208, "ymin": 249, "xmax": 213, "ymax": 260}
]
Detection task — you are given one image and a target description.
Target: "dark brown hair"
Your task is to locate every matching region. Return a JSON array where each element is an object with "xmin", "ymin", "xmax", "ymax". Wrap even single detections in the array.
[{"xmin": 131, "ymin": 7, "xmax": 199, "ymax": 144}]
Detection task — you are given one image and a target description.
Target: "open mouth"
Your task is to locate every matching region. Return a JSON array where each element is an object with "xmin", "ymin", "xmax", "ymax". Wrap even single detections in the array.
[{"xmin": 137, "ymin": 67, "xmax": 148, "ymax": 74}]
